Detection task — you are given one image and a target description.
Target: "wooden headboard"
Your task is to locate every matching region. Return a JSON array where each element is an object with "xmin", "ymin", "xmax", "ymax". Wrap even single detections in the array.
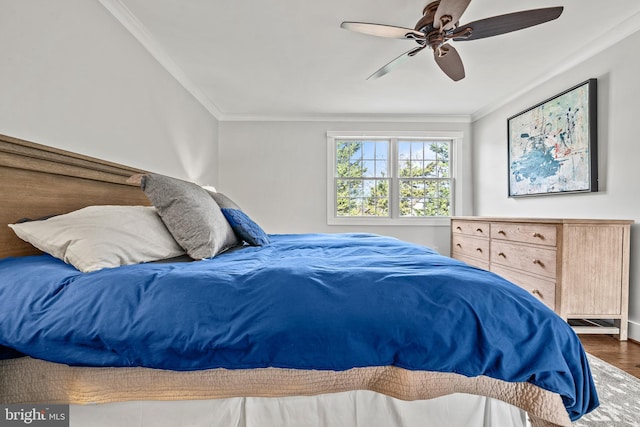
[{"xmin": 0, "ymin": 133, "xmax": 149, "ymax": 258}]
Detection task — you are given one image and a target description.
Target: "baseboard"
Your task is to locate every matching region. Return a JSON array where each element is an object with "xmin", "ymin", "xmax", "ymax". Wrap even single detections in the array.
[{"xmin": 628, "ymin": 320, "xmax": 640, "ymax": 342}]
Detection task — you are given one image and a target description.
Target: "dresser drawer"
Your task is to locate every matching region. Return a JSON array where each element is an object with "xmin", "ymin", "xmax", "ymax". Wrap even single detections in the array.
[
  {"xmin": 491, "ymin": 222, "xmax": 557, "ymax": 247},
  {"xmin": 451, "ymin": 220, "xmax": 490, "ymax": 238},
  {"xmin": 452, "ymin": 235, "xmax": 489, "ymax": 261},
  {"xmin": 491, "ymin": 265, "xmax": 556, "ymax": 311},
  {"xmin": 490, "ymin": 241, "xmax": 556, "ymax": 279},
  {"xmin": 452, "ymin": 253, "xmax": 490, "ymax": 270}
]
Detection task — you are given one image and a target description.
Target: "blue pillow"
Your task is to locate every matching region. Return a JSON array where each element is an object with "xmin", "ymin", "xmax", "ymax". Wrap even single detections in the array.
[{"xmin": 207, "ymin": 192, "xmax": 269, "ymax": 246}]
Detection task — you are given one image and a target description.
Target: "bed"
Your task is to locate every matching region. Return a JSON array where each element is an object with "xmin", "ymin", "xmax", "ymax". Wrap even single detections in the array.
[{"xmin": 0, "ymin": 133, "xmax": 597, "ymax": 427}]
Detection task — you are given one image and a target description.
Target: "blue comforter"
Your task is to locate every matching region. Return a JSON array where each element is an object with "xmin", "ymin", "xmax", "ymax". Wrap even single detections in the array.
[{"xmin": 0, "ymin": 233, "xmax": 597, "ymax": 420}]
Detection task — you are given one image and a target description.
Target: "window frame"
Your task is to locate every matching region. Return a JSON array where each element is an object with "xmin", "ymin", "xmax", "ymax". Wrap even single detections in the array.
[{"xmin": 327, "ymin": 131, "xmax": 462, "ymax": 226}]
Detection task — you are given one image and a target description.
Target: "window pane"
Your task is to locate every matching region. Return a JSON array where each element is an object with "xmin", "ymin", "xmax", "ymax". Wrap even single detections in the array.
[
  {"xmin": 439, "ymin": 160, "xmax": 450, "ymax": 178},
  {"xmin": 336, "ymin": 141, "xmax": 363, "ymax": 177},
  {"xmin": 424, "ymin": 160, "xmax": 437, "ymax": 178},
  {"xmin": 336, "ymin": 140, "xmax": 389, "ymax": 179},
  {"xmin": 373, "ymin": 141, "xmax": 389, "ymax": 175},
  {"xmin": 337, "ymin": 197, "xmax": 350, "ymax": 216},
  {"xmin": 363, "ymin": 180, "xmax": 374, "ymax": 197},
  {"xmin": 398, "ymin": 142, "xmax": 411, "ymax": 161},
  {"xmin": 437, "ymin": 180, "xmax": 452, "ymax": 215},
  {"xmin": 362, "ymin": 142, "xmax": 375, "ymax": 160},
  {"xmin": 347, "ymin": 180, "xmax": 363, "ymax": 197},
  {"xmin": 375, "ymin": 142, "xmax": 388, "ymax": 160},
  {"xmin": 430, "ymin": 142, "xmax": 450, "ymax": 178},
  {"xmin": 399, "ymin": 178, "xmax": 452, "ymax": 217},
  {"xmin": 362, "ymin": 160, "xmax": 376, "ymax": 178},
  {"xmin": 424, "ymin": 143, "xmax": 437, "ymax": 161},
  {"xmin": 361, "ymin": 179, "xmax": 389, "ymax": 217},
  {"xmin": 398, "ymin": 159, "xmax": 410, "ymax": 178},
  {"xmin": 334, "ymin": 139, "xmax": 390, "ymax": 218},
  {"xmin": 398, "ymin": 141, "xmax": 450, "ymax": 178},
  {"xmin": 377, "ymin": 198, "xmax": 389, "ymax": 216},
  {"xmin": 410, "ymin": 161, "xmax": 422, "ymax": 178},
  {"xmin": 336, "ymin": 177, "xmax": 390, "ymax": 218},
  {"xmin": 412, "ymin": 143, "xmax": 425, "ymax": 161}
]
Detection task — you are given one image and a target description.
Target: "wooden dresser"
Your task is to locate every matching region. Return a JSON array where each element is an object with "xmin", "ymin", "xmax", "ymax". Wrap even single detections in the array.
[{"xmin": 450, "ymin": 217, "xmax": 633, "ymax": 340}]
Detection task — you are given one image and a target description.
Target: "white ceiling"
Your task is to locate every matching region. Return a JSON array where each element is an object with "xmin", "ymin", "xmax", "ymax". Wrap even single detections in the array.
[{"xmin": 102, "ymin": 0, "xmax": 640, "ymax": 121}]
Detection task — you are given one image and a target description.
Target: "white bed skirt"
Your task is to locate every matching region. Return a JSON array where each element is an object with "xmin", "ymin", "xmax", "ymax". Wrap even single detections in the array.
[{"xmin": 70, "ymin": 391, "xmax": 529, "ymax": 427}]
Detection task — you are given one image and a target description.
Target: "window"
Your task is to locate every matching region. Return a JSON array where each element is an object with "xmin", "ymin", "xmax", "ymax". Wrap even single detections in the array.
[
  {"xmin": 335, "ymin": 140, "xmax": 390, "ymax": 217},
  {"xmin": 327, "ymin": 131, "xmax": 462, "ymax": 226},
  {"xmin": 398, "ymin": 140, "xmax": 451, "ymax": 217}
]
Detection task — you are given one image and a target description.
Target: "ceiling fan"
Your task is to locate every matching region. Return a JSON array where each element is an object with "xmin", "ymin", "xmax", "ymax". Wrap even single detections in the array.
[{"xmin": 341, "ymin": 0, "xmax": 563, "ymax": 81}]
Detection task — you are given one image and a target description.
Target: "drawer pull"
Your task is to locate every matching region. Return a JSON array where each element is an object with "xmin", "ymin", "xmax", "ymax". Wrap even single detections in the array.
[
  {"xmin": 476, "ymin": 228, "xmax": 484, "ymax": 233},
  {"xmin": 476, "ymin": 248, "xmax": 483, "ymax": 253},
  {"xmin": 532, "ymin": 232, "xmax": 544, "ymax": 239},
  {"xmin": 456, "ymin": 226, "xmax": 462, "ymax": 231},
  {"xmin": 532, "ymin": 289, "xmax": 542, "ymax": 297},
  {"xmin": 456, "ymin": 243, "xmax": 462, "ymax": 248},
  {"xmin": 533, "ymin": 259, "xmax": 545, "ymax": 267},
  {"xmin": 498, "ymin": 230, "xmax": 506, "ymax": 235},
  {"xmin": 498, "ymin": 252, "xmax": 506, "ymax": 258}
]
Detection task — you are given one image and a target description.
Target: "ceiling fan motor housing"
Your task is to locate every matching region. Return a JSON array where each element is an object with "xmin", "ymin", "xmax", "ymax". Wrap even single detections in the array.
[{"xmin": 415, "ymin": 1, "xmax": 455, "ymax": 54}]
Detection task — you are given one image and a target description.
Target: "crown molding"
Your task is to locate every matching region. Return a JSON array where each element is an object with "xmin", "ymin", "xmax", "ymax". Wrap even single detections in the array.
[
  {"xmin": 219, "ymin": 113, "xmax": 472, "ymax": 123},
  {"xmin": 472, "ymin": 10, "xmax": 640, "ymax": 122},
  {"xmin": 98, "ymin": 0, "xmax": 224, "ymax": 120}
]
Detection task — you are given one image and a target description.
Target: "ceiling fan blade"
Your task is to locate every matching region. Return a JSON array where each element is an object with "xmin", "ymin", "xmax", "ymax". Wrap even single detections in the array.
[
  {"xmin": 368, "ymin": 45, "xmax": 427, "ymax": 80},
  {"xmin": 452, "ymin": 7, "xmax": 563, "ymax": 41},
  {"xmin": 341, "ymin": 22, "xmax": 425, "ymax": 40},
  {"xmin": 434, "ymin": 0, "xmax": 472, "ymax": 30},
  {"xmin": 433, "ymin": 44, "xmax": 465, "ymax": 81}
]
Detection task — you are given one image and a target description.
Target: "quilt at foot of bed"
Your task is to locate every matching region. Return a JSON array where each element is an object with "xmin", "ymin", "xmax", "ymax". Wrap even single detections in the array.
[{"xmin": 0, "ymin": 357, "xmax": 571, "ymax": 427}]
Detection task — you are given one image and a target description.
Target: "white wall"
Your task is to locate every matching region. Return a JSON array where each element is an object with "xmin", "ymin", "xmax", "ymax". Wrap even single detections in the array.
[
  {"xmin": 0, "ymin": 0, "xmax": 219, "ymax": 185},
  {"xmin": 472, "ymin": 29, "xmax": 640, "ymax": 340},
  {"xmin": 219, "ymin": 120, "xmax": 472, "ymax": 253}
]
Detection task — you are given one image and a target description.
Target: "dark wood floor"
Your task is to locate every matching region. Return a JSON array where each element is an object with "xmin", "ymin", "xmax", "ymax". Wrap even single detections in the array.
[{"xmin": 579, "ymin": 335, "xmax": 640, "ymax": 379}]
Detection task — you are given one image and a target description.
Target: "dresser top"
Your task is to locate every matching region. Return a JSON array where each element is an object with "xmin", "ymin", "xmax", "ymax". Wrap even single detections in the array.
[{"xmin": 451, "ymin": 216, "xmax": 634, "ymax": 225}]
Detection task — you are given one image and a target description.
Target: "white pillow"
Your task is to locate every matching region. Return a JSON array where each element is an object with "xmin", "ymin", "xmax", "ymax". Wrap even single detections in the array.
[{"xmin": 9, "ymin": 205, "xmax": 185, "ymax": 272}]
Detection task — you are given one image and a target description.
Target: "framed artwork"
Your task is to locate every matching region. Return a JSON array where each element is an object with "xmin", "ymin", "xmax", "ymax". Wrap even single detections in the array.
[{"xmin": 507, "ymin": 79, "xmax": 598, "ymax": 197}]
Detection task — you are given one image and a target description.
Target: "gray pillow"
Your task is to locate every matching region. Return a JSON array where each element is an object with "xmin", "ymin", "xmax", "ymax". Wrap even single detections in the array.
[
  {"xmin": 9, "ymin": 206, "xmax": 185, "ymax": 272},
  {"xmin": 140, "ymin": 173, "xmax": 239, "ymax": 259}
]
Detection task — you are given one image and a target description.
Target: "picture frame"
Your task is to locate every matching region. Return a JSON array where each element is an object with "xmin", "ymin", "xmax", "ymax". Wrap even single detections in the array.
[{"xmin": 507, "ymin": 79, "xmax": 598, "ymax": 197}]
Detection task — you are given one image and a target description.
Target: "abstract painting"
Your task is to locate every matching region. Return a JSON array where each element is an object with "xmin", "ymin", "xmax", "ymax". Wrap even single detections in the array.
[{"xmin": 507, "ymin": 79, "xmax": 598, "ymax": 197}]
